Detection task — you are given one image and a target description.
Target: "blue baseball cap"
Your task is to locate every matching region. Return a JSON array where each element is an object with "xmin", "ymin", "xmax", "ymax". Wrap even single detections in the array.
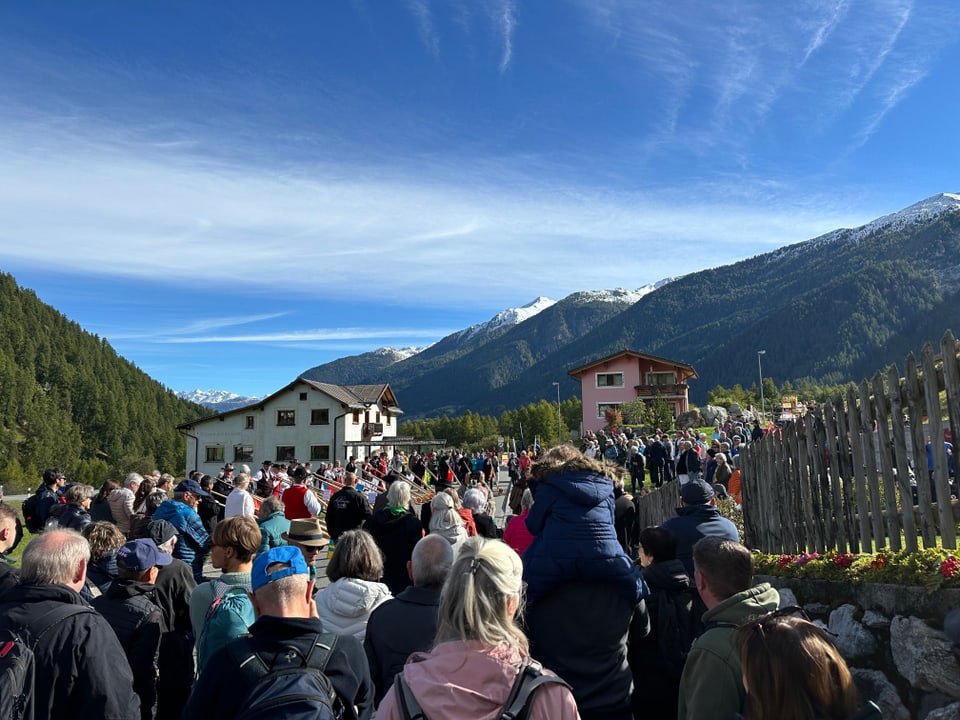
[
  {"xmin": 251, "ymin": 545, "xmax": 310, "ymax": 592},
  {"xmin": 174, "ymin": 478, "xmax": 209, "ymax": 497},
  {"xmin": 117, "ymin": 538, "xmax": 173, "ymax": 573}
]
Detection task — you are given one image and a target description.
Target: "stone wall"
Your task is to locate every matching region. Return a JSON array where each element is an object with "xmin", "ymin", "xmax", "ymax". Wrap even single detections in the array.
[{"xmin": 758, "ymin": 576, "xmax": 960, "ymax": 719}]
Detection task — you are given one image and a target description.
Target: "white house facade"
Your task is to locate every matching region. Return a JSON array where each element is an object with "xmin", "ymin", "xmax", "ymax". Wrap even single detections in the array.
[{"xmin": 178, "ymin": 379, "xmax": 403, "ymax": 475}]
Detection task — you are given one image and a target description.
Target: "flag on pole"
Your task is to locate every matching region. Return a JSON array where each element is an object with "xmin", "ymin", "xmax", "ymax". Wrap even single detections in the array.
[{"xmin": 423, "ymin": 468, "xmax": 433, "ymax": 485}]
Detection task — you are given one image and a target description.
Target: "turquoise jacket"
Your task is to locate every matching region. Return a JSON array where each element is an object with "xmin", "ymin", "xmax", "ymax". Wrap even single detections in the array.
[{"xmin": 256, "ymin": 511, "xmax": 290, "ymax": 556}]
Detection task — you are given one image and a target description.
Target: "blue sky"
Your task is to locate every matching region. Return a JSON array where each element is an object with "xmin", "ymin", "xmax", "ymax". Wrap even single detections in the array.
[{"xmin": 1, "ymin": 1, "xmax": 958, "ymax": 399}]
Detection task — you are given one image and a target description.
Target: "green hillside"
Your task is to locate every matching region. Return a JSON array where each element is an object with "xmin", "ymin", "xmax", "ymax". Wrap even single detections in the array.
[{"xmin": 0, "ymin": 273, "xmax": 206, "ymax": 490}]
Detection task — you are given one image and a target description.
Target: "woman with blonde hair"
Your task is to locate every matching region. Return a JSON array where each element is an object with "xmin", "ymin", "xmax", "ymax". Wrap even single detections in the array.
[
  {"xmin": 736, "ymin": 612, "xmax": 880, "ymax": 720},
  {"xmin": 375, "ymin": 537, "xmax": 579, "ymax": 719}
]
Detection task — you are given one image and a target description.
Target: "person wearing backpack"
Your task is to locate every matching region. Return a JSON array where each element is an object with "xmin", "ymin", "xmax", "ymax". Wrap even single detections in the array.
[
  {"xmin": 375, "ymin": 536, "xmax": 579, "ymax": 720},
  {"xmin": 377, "ymin": 537, "xmax": 579, "ymax": 720},
  {"xmin": 678, "ymin": 537, "xmax": 779, "ymax": 720},
  {"xmin": 22, "ymin": 467, "xmax": 66, "ymax": 533},
  {"xmin": 189, "ymin": 516, "xmax": 261, "ymax": 675},
  {"xmin": 183, "ymin": 544, "xmax": 374, "ymax": 720},
  {"xmin": 0, "ymin": 529, "xmax": 140, "ymax": 720},
  {"xmin": 92, "ymin": 538, "xmax": 168, "ymax": 720},
  {"xmin": 629, "ymin": 526, "xmax": 700, "ymax": 720}
]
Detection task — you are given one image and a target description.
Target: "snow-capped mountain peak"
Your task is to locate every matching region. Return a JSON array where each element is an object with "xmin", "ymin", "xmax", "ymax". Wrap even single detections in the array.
[
  {"xmin": 456, "ymin": 296, "xmax": 556, "ymax": 342},
  {"xmin": 567, "ymin": 280, "xmax": 674, "ymax": 305},
  {"xmin": 371, "ymin": 346, "xmax": 427, "ymax": 363},
  {"xmin": 819, "ymin": 192, "xmax": 960, "ymax": 246},
  {"xmin": 176, "ymin": 389, "xmax": 260, "ymax": 411}
]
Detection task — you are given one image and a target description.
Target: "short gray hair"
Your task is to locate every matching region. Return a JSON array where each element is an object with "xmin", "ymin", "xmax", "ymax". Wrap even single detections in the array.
[
  {"xmin": 234, "ymin": 472, "xmax": 251, "ymax": 488},
  {"xmin": 124, "ymin": 472, "xmax": 144, "ymax": 489},
  {"xmin": 520, "ymin": 489, "xmax": 534, "ymax": 512},
  {"xmin": 21, "ymin": 530, "xmax": 90, "ymax": 585},
  {"xmin": 64, "ymin": 483, "xmax": 95, "ymax": 506},
  {"xmin": 260, "ymin": 495, "xmax": 284, "ymax": 515},
  {"xmin": 462, "ymin": 489, "xmax": 485, "ymax": 511},
  {"xmin": 255, "ymin": 562, "xmax": 308, "ymax": 609},
  {"xmin": 387, "ymin": 480, "xmax": 410, "ymax": 508},
  {"xmin": 411, "ymin": 534, "xmax": 454, "ymax": 589}
]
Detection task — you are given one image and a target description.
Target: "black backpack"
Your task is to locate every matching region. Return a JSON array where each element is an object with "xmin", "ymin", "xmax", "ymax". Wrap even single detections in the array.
[
  {"xmin": 0, "ymin": 604, "xmax": 94, "ymax": 720},
  {"xmin": 654, "ymin": 586, "xmax": 701, "ymax": 678},
  {"xmin": 227, "ymin": 632, "xmax": 348, "ymax": 720},
  {"xmin": 20, "ymin": 493, "xmax": 43, "ymax": 535},
  {"xmin": 394, "ymin": 658, "xmax": 570, "ymax": 720}
]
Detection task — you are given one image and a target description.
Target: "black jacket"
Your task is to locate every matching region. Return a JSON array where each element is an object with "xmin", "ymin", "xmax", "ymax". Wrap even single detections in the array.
[
  {"xmin": 364, "ymin": 508, "xmax": 424, "ymax": 595},
  {"xmin": 363, "ymin": 585, "xmax": 441, "ymax": 705},
  {"xmin": 92, "ymin": 579, "xmax": 164, "ymax": 720},
  {"xmin": 473, "ymin": 512, "xmax": 501, "ymax": 539},
  {"xmin": 525, "ymin": 581, "xmax": 647, "ymax": 720},
  {"xmin": 0, "ymin": 582, "xmax": 140, "ymax": 720},
  {"xmin": 630, "ymin": 559, "xmax": 696, "ymax": 719},
  {"xmin": 183, "ymin": 614, "xmax": 373, "ymax": 720},
  {"xmin": 57, "ymin": 504, "xmax": 92, "ymax": 532},
  {"xmin": 0, "ymin": 555, "xmax": 18, "ymax": 601},
  {"xmin": 153, "ymin": 558, "xmax": 197, "ymax": 720},
  {"xmin": 326, "ymin": 486, "xmax": 372, "ymax": 542}
]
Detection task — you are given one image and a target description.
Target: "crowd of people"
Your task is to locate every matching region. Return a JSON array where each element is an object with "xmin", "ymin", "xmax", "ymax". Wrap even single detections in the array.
[{"xmin": 0, "ymin": 427, "xmax": 881, "ymax": 720}]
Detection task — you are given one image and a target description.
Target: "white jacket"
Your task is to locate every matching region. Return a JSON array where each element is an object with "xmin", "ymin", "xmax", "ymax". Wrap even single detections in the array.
[
  {"xmin": 108, "ymin": 487, "xmax": 136, "ymax": 534},
  {"xmin": 315, "ymin": 577, "xmax": 391, "ymax": 642}
]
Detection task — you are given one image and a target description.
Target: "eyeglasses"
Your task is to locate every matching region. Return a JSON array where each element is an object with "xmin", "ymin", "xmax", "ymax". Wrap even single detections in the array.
[{"xmin": 751, "ymin": 605, "xmax": 810, "ymax": 642}]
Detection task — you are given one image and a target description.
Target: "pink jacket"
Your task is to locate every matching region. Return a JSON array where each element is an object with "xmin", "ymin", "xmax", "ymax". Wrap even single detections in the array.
[
  {"xmin": 503, "ymin": 510, "xmax": 534, "ymax": 557},
  {"xmin": 374, "ymin": 640, "xmax": 579, "ymax": 720}
]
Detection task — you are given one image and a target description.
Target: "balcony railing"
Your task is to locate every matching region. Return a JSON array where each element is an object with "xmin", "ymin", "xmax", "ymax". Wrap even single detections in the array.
[
  {"xmin": 363, "ymin": 422, "xmax": 384, "ymax": 437},
  {"xmin": 634, "ymin": 383, "xmax": 687, "ymax": 397}
]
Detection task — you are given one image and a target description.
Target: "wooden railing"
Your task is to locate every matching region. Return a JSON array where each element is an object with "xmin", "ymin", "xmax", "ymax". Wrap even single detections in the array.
[{"xmin": 740, "ymin": 330, "xmax": 960, "ymax": 555}]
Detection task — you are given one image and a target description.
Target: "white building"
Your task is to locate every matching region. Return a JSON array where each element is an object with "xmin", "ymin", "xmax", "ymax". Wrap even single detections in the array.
[{"xmin": 178, "ymin": 379, "xmax": 403, "ymax": 475}]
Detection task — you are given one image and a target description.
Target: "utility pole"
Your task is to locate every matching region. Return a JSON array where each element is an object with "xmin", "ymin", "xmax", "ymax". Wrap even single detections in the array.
[
  {"xmin": 757, "ymin": 350, "xmax": 767, "ymax": 421},
  {"xmin": 552, "ymin": 381, "xmax": 562, "ymax": 444}
]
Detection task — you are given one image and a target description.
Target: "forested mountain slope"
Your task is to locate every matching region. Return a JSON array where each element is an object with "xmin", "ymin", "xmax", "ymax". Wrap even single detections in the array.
[
  {"xmin": 0, "ymin": 273, "xmax": 205, "ymax": 480},
  {"xmin": 307, "ymin": 195, "xmax": 960, "ymax": 418}
]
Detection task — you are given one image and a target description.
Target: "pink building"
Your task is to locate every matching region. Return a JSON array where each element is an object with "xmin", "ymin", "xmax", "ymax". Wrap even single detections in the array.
[{"xmin": 569, "ymin": 350, "xmax": 698, "ymax": 433}]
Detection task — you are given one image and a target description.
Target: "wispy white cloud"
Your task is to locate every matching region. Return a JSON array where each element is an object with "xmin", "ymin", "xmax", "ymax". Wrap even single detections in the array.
[
  {"xmin": 108, "ymin": 313, "xmax": 289, "ymax": 340},
  {"xmin": 800, "ymin": 0, "xmax": 850, "ymax": 66},
  {"xmin": 158, "ymin": 328, "xmax": 454, "ymax": 344},
  {"xmin": 403, "ymin": 0, "xmax": 440, "ymax": 58},
  {"xmin": 567, "ymin": 0, "xmax": 955, "ymax": 161},
  {"xmin": 493, "ymin": 0, "xmax": 516, "ymax": 72},
  {"xmin": 0, "ymin": 115, "xmax": 864, "ymax": 309}
]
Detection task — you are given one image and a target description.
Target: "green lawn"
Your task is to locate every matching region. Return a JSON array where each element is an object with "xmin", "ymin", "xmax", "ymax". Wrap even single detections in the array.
[{"xmin": 3, "ymin": 499, "xmax": 36, "ymax": 566}]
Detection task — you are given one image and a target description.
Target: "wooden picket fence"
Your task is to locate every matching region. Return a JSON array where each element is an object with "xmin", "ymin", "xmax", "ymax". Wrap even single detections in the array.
[{"xmin": 739, "ymin": 330, "xmax": 960, "ymax": 555}]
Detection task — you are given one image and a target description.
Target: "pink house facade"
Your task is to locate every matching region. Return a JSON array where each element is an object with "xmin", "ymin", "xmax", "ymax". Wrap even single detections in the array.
[{"xmin": 569, "ymin": 350, "xmax": 698, "ymax": 433}]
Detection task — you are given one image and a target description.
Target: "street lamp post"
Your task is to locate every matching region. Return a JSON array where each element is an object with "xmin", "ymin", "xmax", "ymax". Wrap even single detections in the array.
[
  {"xmin": 552, "ymin": 381, "xmax": 562, "ymax": 444},
  {"xmin": 757, "ymin": 350, "xmax": 767, "ymax": 421}
]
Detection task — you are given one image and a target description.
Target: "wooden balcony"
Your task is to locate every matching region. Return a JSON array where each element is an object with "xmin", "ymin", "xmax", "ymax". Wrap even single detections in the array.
[
  {"xmin": 362, "ymin": 422, "xmax": 384, "ymax": 437},
  {"xmin": 634, "ymin": 383, "xmax": 687, "ymax": 397}
]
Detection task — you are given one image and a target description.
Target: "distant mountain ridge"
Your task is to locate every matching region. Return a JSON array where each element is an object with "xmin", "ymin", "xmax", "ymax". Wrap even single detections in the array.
[
  {"xmin": 301, "ymin": 281, "xmax": 677, "ymax": 416},
  {"xmin": 176, "ymin": 389, "xmax": 260, "ymax": 412},
  {"xmin": 300, "ymin": 192, "xmax": 960, "ymax": 419}
]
